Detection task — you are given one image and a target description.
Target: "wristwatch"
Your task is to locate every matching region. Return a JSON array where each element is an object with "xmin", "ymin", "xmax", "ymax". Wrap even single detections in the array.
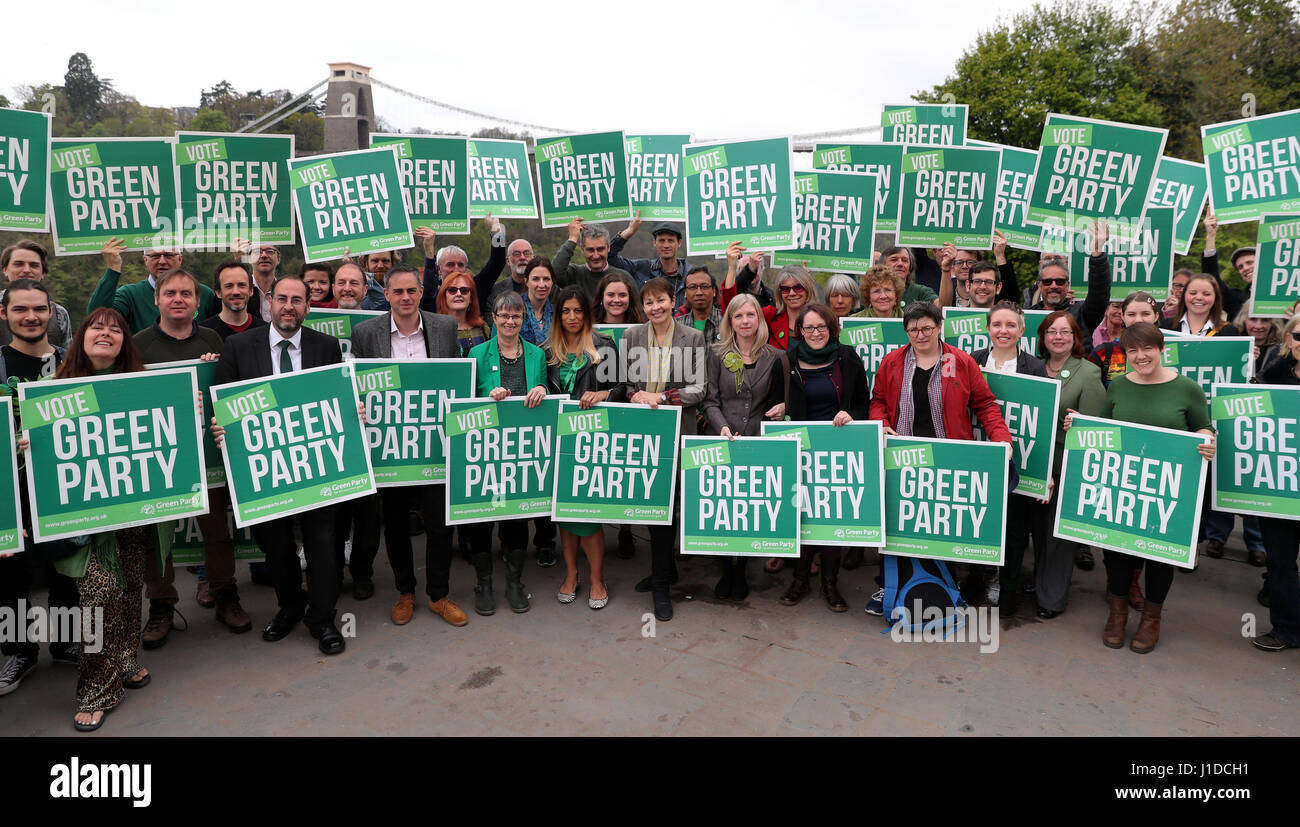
[{"xmin": 660, "ymin": 392, "xmax": 668, "ymax": 404}]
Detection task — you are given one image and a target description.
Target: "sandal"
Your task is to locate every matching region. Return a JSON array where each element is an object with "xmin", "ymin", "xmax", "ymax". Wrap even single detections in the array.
[
  {"xmin": 73, "ymin": 708, "xmax": 110, "ymax": 732},
  {"xmin": 124, "ymin": 668, "xmax": 151, "ymax": 690}
]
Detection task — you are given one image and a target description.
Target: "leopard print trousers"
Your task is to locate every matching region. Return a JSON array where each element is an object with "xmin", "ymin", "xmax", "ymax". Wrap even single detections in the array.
[{"xmin": 76, "ymin": 526, "xmax": 150, "ymax": 713}]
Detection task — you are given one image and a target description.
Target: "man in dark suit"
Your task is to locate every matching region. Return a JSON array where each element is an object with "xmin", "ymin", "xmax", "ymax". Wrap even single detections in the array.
[
  {"xmin": 351, "ymin": 265, "xmax": 468, "ymax": 630},
  {"xmin": 213, "ymin": 274, "xmax": 347, "ymax": 655}
]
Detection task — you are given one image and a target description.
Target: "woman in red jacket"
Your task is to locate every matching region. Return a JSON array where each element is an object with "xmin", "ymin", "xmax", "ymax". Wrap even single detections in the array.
[{"xmin": 720, "ymin": 242, "xmax": 818, "ymax": 350}]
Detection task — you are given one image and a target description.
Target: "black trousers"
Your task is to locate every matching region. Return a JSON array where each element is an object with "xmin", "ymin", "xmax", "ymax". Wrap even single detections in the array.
[
  {"xmin": 531, "ymin": 516, "xmax": 556, "ymax": 550},
  {"xmin": 1104, "ymin": 551, "xmax": 1173, "ymax": 605},
  {"xmin": 252, "ymin": 505, "xmax": 338, "ymax": 629},
  {"xmin": 649, "ymin": 523, "xmax": 678, "ymax": 590},
  {"xmin": 0, "ymin": 551, "xmax": 78, "ymax": 658},
  {"xmin": 382, "ymin": 485, "xmax": 451, "ymax": 601},
  {"xmin": 335, "ymin": 493, "xmax": 381, "ymax": 585}
]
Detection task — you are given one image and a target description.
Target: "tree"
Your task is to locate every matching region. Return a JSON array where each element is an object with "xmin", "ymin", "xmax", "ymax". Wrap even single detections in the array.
[
  {"xmin": 277, "ymin": 111, "xmax": 323, "ymax": 152},
  {"xmin": 190, "ymin": 107, "xmax": 232, "ymax": 132},
  {"xmin": 63, "ymin": 52, "xmax": 109, "ymax": 127}
]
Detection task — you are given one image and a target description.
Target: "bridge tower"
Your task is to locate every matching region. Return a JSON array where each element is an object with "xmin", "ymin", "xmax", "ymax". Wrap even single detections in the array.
[{"xmin": 324, "ymin": 62, "xmax": 375, "ymax": 153}]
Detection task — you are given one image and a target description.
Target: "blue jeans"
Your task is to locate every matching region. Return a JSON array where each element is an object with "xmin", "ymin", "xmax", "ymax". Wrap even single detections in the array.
[{"xmin": 1203, "ymin": 510, "xmax": 1264, "ymax": 551}]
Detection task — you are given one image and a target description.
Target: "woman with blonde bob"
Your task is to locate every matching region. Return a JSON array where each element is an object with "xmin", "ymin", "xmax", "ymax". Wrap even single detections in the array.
[{"xmin": 701, "ymin": 293, "xmax": 789, "ymax": 600}]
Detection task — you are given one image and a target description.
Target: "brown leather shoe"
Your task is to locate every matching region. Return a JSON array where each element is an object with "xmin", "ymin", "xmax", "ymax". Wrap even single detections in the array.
[
  {"xmin": 1130, "ymin": 603, "xmax": 1162, "ymax": 653},
  {"xmin": 1103, "ymin": 595, "xmax": 1129, "ymax": 649},
  {"xmin": 1203, "ymin": 539, "xmax": 1224, "ymax": 559},
  {"xmin": 142, "ymin": 601, "xmax": 173, "ymax": 650},
  {"xmin": 1248, "ymin": 549, "xmax": 1267, "ymax": 567},
  {"xmin": 196, "ymin": 580, "xmax": 215, "ymax": 608},
  {"xmin": 429, "ymin": 597, "xmax": 468, "ymax": 627},
  {"xmin": 214, "ymin": 589, "xmax": 253, "ymax": 634},
  {"xmin": 391, "ymin": 593, "xmax": 416, "ymax": 626}
]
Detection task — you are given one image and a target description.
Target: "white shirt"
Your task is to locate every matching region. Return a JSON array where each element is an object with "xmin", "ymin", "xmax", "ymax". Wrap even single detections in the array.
[
  {"xmin": 984, "ymin": 352, "xmax": 1020, "ymax": 374},
  {"xmin": 1178, "ymin": 314, "xmax": 1214, "ymax": 335},
  {"xmin": 254, "ymin": 280, "xmax": 273, "ymax": 323},
  {"xmin": 390, "ymin": 315, "xmax": 427, "ymax": 360},
  {"xmin": 270, "ymin": 327, "xmax": 303, "ymax": 374}
]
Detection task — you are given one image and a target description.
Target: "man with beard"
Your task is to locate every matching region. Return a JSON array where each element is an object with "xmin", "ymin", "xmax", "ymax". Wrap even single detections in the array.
[
  {"xmin": 332, "ymin": 263, "xmax": 369, "ymax": 310},
  {"xmin": 1028, "ymin": 220, "xmax": 1112, "ymax": 349},
  {"xmin": 202, "ymin": 261, "xmax": 267, "ymax": 340},
  {"xmin": 0, "ymin": 241, "xmax": 72, "ymax": 349}
]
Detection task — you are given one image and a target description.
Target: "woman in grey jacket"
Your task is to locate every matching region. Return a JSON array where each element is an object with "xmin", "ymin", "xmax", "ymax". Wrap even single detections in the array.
[{"xmin": 701, "ymin": 294, "xmax": 789, "ymax": 601}]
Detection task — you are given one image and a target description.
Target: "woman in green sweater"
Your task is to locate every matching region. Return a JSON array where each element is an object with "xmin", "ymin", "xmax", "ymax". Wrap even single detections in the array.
[{"xmin": 1067, "ymin": 322, "xmax": 1216, "ymax": 653}]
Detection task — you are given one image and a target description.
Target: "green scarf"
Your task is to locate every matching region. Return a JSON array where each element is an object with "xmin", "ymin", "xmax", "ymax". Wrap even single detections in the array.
[{"xmin": 792, "ymin": 337, "xmax": 839, "ymax": 365}]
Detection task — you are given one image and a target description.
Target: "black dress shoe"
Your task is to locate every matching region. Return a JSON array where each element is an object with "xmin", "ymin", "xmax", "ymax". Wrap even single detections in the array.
[
  {"xmin": 309, "ymin": 623, "xmax": 346, "ymax": 655},
  {"xmin": 652, "ymin": 589, "xmax": 673, "ymax": 622},
  {"xmin": 262, "ymin": 608, "xmax": 304, "ymax": 642},
  {"xmin": 352, "ymin": 579, "xmax": 375, "ymax": 601},
  {"xmin": 1035, "ymin": 607, "xmax": 1061, "ymax": 619}
]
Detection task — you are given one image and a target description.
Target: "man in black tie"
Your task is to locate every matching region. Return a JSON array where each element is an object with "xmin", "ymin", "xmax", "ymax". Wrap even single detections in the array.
[{"xmin": 212, "ymin": 275, "xmax": 347, "ymax": 655}]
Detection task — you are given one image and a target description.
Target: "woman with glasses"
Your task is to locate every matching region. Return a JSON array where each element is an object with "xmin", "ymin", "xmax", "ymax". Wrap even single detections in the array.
[
  {"xmin": 852, "ymin": 265, "xmax": 906, "ymax": 319},
  {"xmin": 1066, "ymin": 322, "xmax": 1215, "ymax": 653},
  {"xmin": 436, "ymin": 272, "xmax": 491, "ymax": 357},
  {"xmin": 520, "ymin": 258, "xmax": 556, "ymax": 346},
  {"xmin": 1034, "ymin": 310, "xmax": 1106, "ymax": 618},
  {"xmin": 721, "ymin": 242, "xmax": 819, "ymax": 350}
]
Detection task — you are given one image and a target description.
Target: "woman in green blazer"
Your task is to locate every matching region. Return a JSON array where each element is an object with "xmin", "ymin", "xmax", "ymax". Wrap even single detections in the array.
[{"xmin": 1033, "ymin": 310, "xmax": 1107, "ymax": 618}]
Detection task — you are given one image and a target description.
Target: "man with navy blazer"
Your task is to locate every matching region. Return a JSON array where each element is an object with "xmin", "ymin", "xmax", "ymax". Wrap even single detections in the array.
[
  {"xmin": 350, "ymin": 265, "xmax": 470, "ymax": 629},
  {"xmin": 214, "ymin": 274, "xmax": 347, "ymax": 655}
]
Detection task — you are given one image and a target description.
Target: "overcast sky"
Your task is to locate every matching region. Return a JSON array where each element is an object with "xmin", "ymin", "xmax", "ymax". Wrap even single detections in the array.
[{"xmin": 6, "ymin": 0, "xmax": 1058, "ymax": 140}]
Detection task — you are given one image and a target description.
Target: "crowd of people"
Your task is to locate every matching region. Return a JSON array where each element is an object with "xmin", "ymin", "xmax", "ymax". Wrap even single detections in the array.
[{"xmin": 0, "ymin": 210, "xmax": 1296, "ymax": 732}]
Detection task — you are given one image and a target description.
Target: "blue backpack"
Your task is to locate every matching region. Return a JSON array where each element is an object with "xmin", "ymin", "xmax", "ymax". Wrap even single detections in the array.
[{"xmin": 881, "ymin": 555, "xmax": 968, "ymax": 636}]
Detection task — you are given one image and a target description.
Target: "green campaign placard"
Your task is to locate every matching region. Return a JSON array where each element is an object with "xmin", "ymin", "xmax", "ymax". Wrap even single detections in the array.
[
  {"xmin": 1211, "ymin": 383, "xmax": 1300, "ymax": 519},
  {"xmin": 1129, "ymin": 337, "xmax": 1253, "ymax": 403},
  {"xmin": 881, "ymin": 104, "xmax": 968, "ymax": 146},
  {"xmin": 467, "ymin": 138, "xmax": 537, "ymax": 219},
  {"xmin": 370, "ymin": 134, "xmax": 470, "ymax": 234},
  {"xmin": 1200, "ymin": 108, "xmax": 1300, "ymax": 225},
  {"xmin": 1054, "ymin": 415, "xmax": 1208, "ymax": 568},
  {"xmin": 353, "ymin": 358, "xmax": 476, "ymax": 486},
  {"xmin": 840, "ymin": 317, "xmax": 909, "ymax": 393},
  {"xmin": 761, "ymin": 421, "xmax": 885, "ymax": 546},
  {"xmin": 49, "ymin": 137, "xmax": 179, "ymax": 255},
  {"xmin": 593, "ymin": 324, "xmax": 635, "ymax": 351},
  {"xmin": 680, "ymin": 435, "xmax": 800, "ymax": 557},
  {"xmin": 1067, "ymin": 206, "xmax": 1174, "ymax": 300},
  {"xmin": 968, "ymin": 139, "xmax": 1040, "ymax": 250},
  {"xmin": 19, "ymin": 368, "xmax": 207, "ymax": 543},
  {"xmin": 302, "ymin": 307, "xmax": 383, "ymax": 360},
  {"xmin": 1147, "ymin": 156, "xmax": 1209, "ymax": 255},
  {"xmin": 975, "ymin": 371, "xmax": 1060, "ymax": 498},
  {"xmin": 684, "ymin": 136, "xmax": 797, "ymax": 255},
  {"xmin": 0, "ymin": 398, "xmax": 23, "ymax": 554},
  {"xmin": 0, "ymin": 107, "xmax": 51, "ymax": 232},
  {"xmin": 1027, "ymin": 114, "xmax": 1168, "ymax": 238},
  {"xmin": 445, "ymin": 395, "xmax": 563, "ymax": 524},
  {"xmin": 812, "ymin": 142, "xmax": 904, "ymax": 233},
  {"xmin": 146, "ymin": 359, "xmax": 225, "ymax": 487},
  {"xmin": 288, "ymin": 146, "xmax": 413, "ymax": 263},
  {"xmin": 625, "ymin": 134, "xmax": 690, "ymax": 220},
  {"xmin": 169, "ymin": 507, "xmax": 263, "ymax": 565},
  {"xmin": 212, "ymin": 363, "xmax": 375, "ymax": 528},
  {"xmin": 1251, "ymin": 213, "xmax": 1300, "ymax": 317},
  {"xmin": 552, "ymin": 402, "xmax": 680, "ymax": 524},
  {"xmin": 534, "ymin": 131, "xmax": 631, "ymax": 228},
  {"xmin": 882, "ymin": 436, "xmax": 1009, "ymax": 564},
  {"xmin": 942, "ymin": 307, "xmax": 1052, "ymax": 356},
  {"xmin": 175, "ymin": 131, "xmax": 294, "ymax": 248},
  {"xmin": 897, "ymin": 144, "xmax": 1001, "ymax": 248},
  {"xmin": 772, "ymin": 170, "xmax": 877, "ymax": 273}
]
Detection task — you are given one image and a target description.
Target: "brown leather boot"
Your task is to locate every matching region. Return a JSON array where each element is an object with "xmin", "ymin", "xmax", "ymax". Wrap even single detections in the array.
[
  {"xmin": 779, "ymin": 558, "xmax": 812, "ymax": 606},
  {"xmin": 214, "ymin": 587, "xmax": 252, "ymax": 634},
  {"xmin": 821, "ymin": 558, "xmax": 848, "ymax": 612},
  {"xmin": 1103, "ymin": 595, "xmax": 1129, "ymax": 649},
  {"xmin": 1128, "ymin": 570, "xmax": 1145, "ymax": 610},
  {"xmin": 1130, "ymin": 603, "xmax": 1163, "ymax": 653}
]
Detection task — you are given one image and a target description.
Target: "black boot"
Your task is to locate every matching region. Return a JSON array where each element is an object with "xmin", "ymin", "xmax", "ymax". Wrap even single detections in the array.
[
  {"xmin": 652, "ymin": 588, "xmax": 673, "ymax": 621},
  {"xmin": 472, "ymin": 551, "xmax": 495, "ymax": 616},
  {"xmin": 714, "ymin": 558, "xmax": 733, "ymax": 599},
  {"xmin": 504, "ymin": 547, "xmax": 531, "ymax": 613},
  {"xmin": 842, "ymin": 548, "xmax": 864, "ymax": 570},
  {"xmin": 731, "ymin": 558, "xmax": 750, "ymax": 601},
  {"xmin": 779, "ymin": 557, "xmax": 812, "ymax": 605},
  {"xmin": 821, "ymin": 557, "xmax": 848, "ymax": 612}
]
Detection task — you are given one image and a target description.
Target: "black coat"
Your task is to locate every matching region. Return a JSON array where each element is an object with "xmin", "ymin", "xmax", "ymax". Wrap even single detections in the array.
[
  {"xmin": 970, "ymin": 347, "xmax": 1049, "ymax": 377},
  {"xmin": 785, "ymin": 343, "xmax": 871, "ymax": 421},
  {"xmin": 545, "ymin": 333, "xmax": 618, "ymax": 398},
  {"xmin": 215, "ymin": 324, "xmax": 342, "ymax": 386}
]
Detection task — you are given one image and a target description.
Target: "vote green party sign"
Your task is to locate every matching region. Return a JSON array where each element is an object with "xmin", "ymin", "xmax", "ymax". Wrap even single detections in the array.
[
  {"xmin": 534, "ymin": 131, "xmax": 631, "ymax": 228},
  {"xmin": 19, "ymin": 368, "xmax": 207, "ymax": 543},
  {"xmin": 761, "ymin": 421, "xmax": 885, "ymax": 546},
  {"xmin": 967, "ymin": 139, "xmax": 1040, "ymax": 250},
  {"xmin": 445, "ymin": 395, "xmax": 563, "ymax": 525},
  {"xmin": 812, "ymin": 143, "xmax": 904, "ymax": 233},
  {"xmin": 0, "ymin": 107, "xmax": 51, "ymax": 232},
  {"xmin": 840, "ymin": 318, "xmax": 909, "ymax": 394},
  {"xmin": 975, "ymin": 371, "xmax": 1060, "ymax": 498},
  {"xmin": 353, "ymin": 358, "xmax": 476, "ymax": 486},
  {"xmin": 1200, "ymin": 108, "xmax": 1300, "ymax": 225},
  {"xmin": 625, "ymin": 134, "xmax": 691, "ymax": 221},
  {"xmin": 1148, "ymin": 156, "xmax": 1210, "ymax": 255},
  {"xmin": 772, "ymin": 170, "xmax": 877, "ymax": 273},
  {"xmin": 49, "ymin": 137, "xmax": 179, "ymax": 255},
  {"xmin": 1251, "ymin": 213, "xmax": 1300, "ymax": 317},
  {"xmin": 680, "ymin": 435, "xmax": 800, "ymax": 557},
  {"xmin": 897, "ymin": 145, "xmax": 1001, "ymax": 248},
  {"xmin": 147, "ymin": 359, "xmax": 225, "ymax": 487},
  {"xmin": 1130, "ymin": 337, "xmax": 1253, "ymax": 403},
  {"xmin": 1054, "ymin": 415, "xmax": 1208, "ymax": 568},
  {"xmin": 552, "ymin": 402, "xmax": 680, "ymax": 524},
  {"xmin": 1028, "ymin": 114, "xmax": 1168, "ymax": 238},
  {"xmin": 1211, "ymin": 383, "xmax": 1300, "ymax": 519},
  {"xmin": 370, "ymin": 134, "xmax": 470, "ymax": 234},
  {"xmin": 288, "ymin": 146, "xmax": 413, "ymax": 263},
  {"xmin": 302, "ymin": 307, "xmax": 383, "ymax": 360},
  {"xmin": 882, "ymin": 436, "xmax": 1009, "ymax": 565},
  {"xmin": 212, "ymin": 363, "xmax": 375, "ymax": 528},
  {"xmin": 170, "ymin": 507, "xmax": 262, "ymax": 565},
  {"xmin": 175, "ymin": 131, "xmax": 294, "ymax": 248},
  {"xmin": 881, "ymin": 104, "xmax": 968, "ymax": 146},
  {"xmin": 683, "ymin": 136, "xmax": 797, "ymax": 255},
  {"xmin": 0, "ymin": 399, "xmax": 23, "ymax": 554},
  {"xmin": 1067, "ymin": 206, "xmax": 1174, "ymax": 300},
  {"xmin": 468, "ymin": 138, "xmax": 537, "ymax": 219},
  {"xmin": 942, "ymin": 307, "xmax": 1052, "ymax": 356}
]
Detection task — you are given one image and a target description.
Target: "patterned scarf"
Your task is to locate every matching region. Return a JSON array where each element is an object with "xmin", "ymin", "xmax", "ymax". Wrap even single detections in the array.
[{"xmin": 897, "ymin": 346, "xmax": 946, "ymax": 438}]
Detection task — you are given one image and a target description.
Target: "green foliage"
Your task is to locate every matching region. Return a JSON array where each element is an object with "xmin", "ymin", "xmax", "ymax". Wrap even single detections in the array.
[
  {"xmin": 63, "ymin": 52, "xmax": 108, "ymax": 127},
  {"xmin": 189, "ymin": 107, "xmax": 231, "ymax": 132},
  {"xmin": 275, "ymin": 111, "xmax": 323, "ymax": 153}
]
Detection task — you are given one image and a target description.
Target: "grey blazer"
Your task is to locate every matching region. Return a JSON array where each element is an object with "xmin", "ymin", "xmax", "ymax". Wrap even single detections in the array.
[
  {"xmin": 350, "ymin": 310, "xmax": 460, "ymax": 360},
  {"xmin": 617, "ymin": 321, "xmax": 707, "ymax": 435}
]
